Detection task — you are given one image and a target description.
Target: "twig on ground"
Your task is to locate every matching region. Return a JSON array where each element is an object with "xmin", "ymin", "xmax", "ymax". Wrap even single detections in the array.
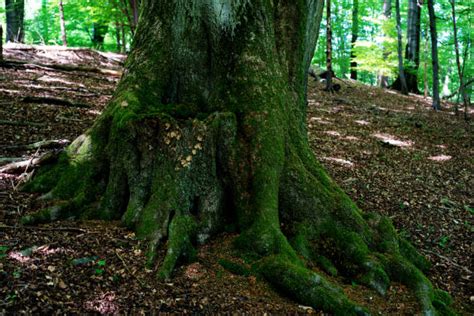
[{"xmin": 115, "ymin": 250, "xmax": 148, "ymax": 289}]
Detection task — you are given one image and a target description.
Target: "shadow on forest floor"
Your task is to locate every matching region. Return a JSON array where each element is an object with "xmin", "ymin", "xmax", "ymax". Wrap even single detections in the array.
[{"xmin": 1, "ymin": 45, "xmax": 472, "ymax": 314}]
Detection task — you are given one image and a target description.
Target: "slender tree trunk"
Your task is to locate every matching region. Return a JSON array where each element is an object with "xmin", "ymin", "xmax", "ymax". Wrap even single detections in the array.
[
  {"xmin": 5, "ymin": 0, "xmax": 25, "ymax": 43},
  {"xmin": 350, "ymin": 0, "xmax": 359, "ymax": 80},
  {"xmin": 427, "ymin": 0, "xmax": 440, "ymax": 110},
  {"xmin": 450, "ymin": 0, "xmax": 469, "ymax": 118},
  {"xmin": 395, "ymin": 0, "xmax": 409, "ymax": 94},
  {"xmin": 379, "ymin": 0, "xmax": 392, "ymax": 88},
  {"xmin": 59, "ymin": 0, "xmax": 68, "ymax": 47},
  {"xmin": 92, "ymin": 21, "xmax": 109, "ymax": 50},
  {"xmin": 423, "ymin": 26, "xmax": 428, "ymax": 99},
  {"xmin": 41, "ymin": 0, "xmax": 49, "ymax": 44},
  {"xmin": 115, "ymin": 21, "xmax": 122, "ymax": 53},
  {"xmin": 0, "ymin": 25, "xmax": 3, "ymax": 61},
  {"xmin": 326, "ymin": 0, "xmax": 334, "ymax": 90},
  {"xmin": 22, "ymin": 2, "xmax": 452, "ymax": 315},
  {"xmin": 392, "ymin": 0, "xmax": 422, "ymax": 93},
  {"xmin": 120, "ymin": 23, "xmax": 126, "ymax": 53}
]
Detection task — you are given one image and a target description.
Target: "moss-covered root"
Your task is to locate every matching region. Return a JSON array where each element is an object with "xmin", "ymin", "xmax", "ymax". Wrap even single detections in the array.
[
  {"xmin": 383, "ymin": 255, "xmax": 455, "ymax": 316},
  {"xmin": 157, "ymin": 215, "xmax": 197, "ymax": 280},
  {"xmin": 260, "ymin": 256, "xmax": 370, "ymax": 316}
]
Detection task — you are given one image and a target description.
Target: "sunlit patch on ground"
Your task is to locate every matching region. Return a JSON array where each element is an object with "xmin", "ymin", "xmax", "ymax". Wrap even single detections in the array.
[
  {"xmin": 321, "ymin": 157, "xmax": 354, "ymax": 167},
  {"xmin": 324, "ymin": 131, "xmax": 341, "ymax": 137},
  {"xmin": 428, "ymin": 155, "xmax": 452, "ymax": 162},
  {"xmin": 309, "ymin": 116, "xmax": 332, "ymax": 124},
  {"xmin": 84, "ymin": 292, "xmax": 119, "ymax": 315},
  {"xmin": 355, "ymin": 120, "xmax": 370, "ymax": 125},
  {"xmin": 372, "ymin": 133, "xmax": 414, "ymax": 148},
  {"xmin": 343, "ymin": 136, "xmax": 360, "ymax": 141}
]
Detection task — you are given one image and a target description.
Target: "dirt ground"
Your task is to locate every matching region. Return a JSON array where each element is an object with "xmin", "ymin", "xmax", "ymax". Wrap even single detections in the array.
[{"xmin": 1, "ymin": 45, "xmax": 472, "ymax": 314}]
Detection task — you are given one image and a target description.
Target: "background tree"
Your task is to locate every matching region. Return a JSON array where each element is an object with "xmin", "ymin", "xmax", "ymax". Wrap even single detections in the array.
[
  {"xmin": 427, "ymin": 0, "xmax": 440, "ymax": 110},
  {"xmin": 350, "ymin": 0, "xmax": 359, "ymax": 80},
  {"xmin": 396, "ymin": 0, "xmax": 409, "ymax": 94},
  {"xmin": 326, "ymin": 0, "xmax": 334, "ymax": 90},
  {"xmin": 5, "ymin": 0, "xmax": 24, "ymax": 42},
  {"xmin": 378, "ymin": 0, "xmax": 392, "ymax": 88},
  {"xmin": 392, "ymin": 0, "xmax": 422, "ymax": 93},
  {"xmin": 449, "ymin": 0, "xmax": 470, "ymax": 118},
  {"xmin": 22, "ymin": 1, "xmax": 454, "ymax": 315},
  {"xmin": 58, "ymin": 0, "xmax": 67, "ymax": 46}
]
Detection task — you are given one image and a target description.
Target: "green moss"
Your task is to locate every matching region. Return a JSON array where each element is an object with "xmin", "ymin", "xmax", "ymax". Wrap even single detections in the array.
[
  {"xmin": 259, "ymin": 255, "xmax": 368, "ymax": 316},
  {"xmin": 399, "ymin": 238, "xmax": 431, "ymax": 272},
  {"xmin": 157, "ymin": 215, "xmax": 197, "ymax": 280},
  {"xmin": 218, "ymin": 259, "xmax": 251, "ymax": 277}
]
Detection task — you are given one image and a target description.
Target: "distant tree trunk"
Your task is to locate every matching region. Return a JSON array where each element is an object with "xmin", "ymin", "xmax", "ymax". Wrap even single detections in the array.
[
  {"xmin": 427, "ymin": 0, "xmax": 440, "ymax": 110},
  {"xmin": 379, "ymin": 0, "xmax": 391, "ymax": 88},
  {"xmin": 350, "ymin": 0, "xmax": 359, "ymax": 80},
  {"xmin": 392, "ymin": 0, "xmax": 421, "ymax": 93},
  {"xmin": 0, "ymin": 25, "xmax": 3, "ymax": 61},
  {"xmin": 40, "ymin": 0, "xmax": 49, "ymax": 44},
  {"xmin": 395, "ymin": 0, "xmax": 408, "ymax": 94},
  {"xmin": 59, "ymin": 0, "xmax": 68, "ymax": 47},
  {"xmin": 449, "ymin": 0, "xmax": 469, "ymax": 118},
  {"xmin": 325, "ymin": 0, "xmax": 334, "ymax": 91},
  {"xmin": 92, "ymin": 21, "xmax": 109, "ymax": 50},
  {"xmin": 120, "ymin": 24, "xmax": 126, "ymax": 53},
  {"xmin": 423, "ymin": 25, "xmax": 428, "ymax": 98},
  {"xmin": 5, "ymin": 0, "xmax": 24, "ymax": 43},
  {"xmin": 115, "ymin": 21, "xmax": 122, "ymax": 53}
]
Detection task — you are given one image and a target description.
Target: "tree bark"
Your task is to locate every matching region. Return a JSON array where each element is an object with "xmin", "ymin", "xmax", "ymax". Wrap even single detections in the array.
[
  {"xmin": 395, "ymin": 0, "xmax": 409, "ymax": 95},
  {"xmin": 325, "ymin": 0, "xmax": 334, "ymax": 90},
  {"xmin": 22, "ymin": 1, "xmax": 453, "ymax": 314},
  {"xmin": 378, "ymin": 0, "xmax": 391, "ymax": 88},
  {"xmin": 350, "ymin": 0, "xmax": 359, "ymax": 80},
  {"xmin": 92, "ymin": 21, "xmax": 108, "ymax": 50},
  {"xmin": 5, "ymin": 0, "xmax": 25, "ymax": 43},
  {"xmin": 392, "ymin": 0, "xmax": 422, "ymax": 93},
  {"xmin": 59, "ymin": 0, "xmax": 68, "ymax": 47},
  {"xmin": 450, "ymin": 0, "xmax": 469, "ymax": 118},
  {"xmin": 427, "ymin": 0, "xmax": 440, "ymax": 110}
]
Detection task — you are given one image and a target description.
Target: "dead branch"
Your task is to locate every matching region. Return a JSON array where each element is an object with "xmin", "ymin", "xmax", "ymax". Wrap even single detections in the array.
[
  {"xmin": 0, "ymin": 224, "xmax": 88, "ymax": 233},
  {"xmin": 2, "ymin": 139, "xmax": 70, "ymax": 150},
  {"xmin": 0, "ymin": 59, "xmax": 122, "ymax": 76},
  {"xmin": 0, "ymin": 151, "xmax": 60, "ymax": 174},
  {"xmin": 23, "ymin": 96, "xmax": 90, "ymax": 108},
  {"xmin": 0, "ymin": 119, "xmax": 47, "ymax": 127}
]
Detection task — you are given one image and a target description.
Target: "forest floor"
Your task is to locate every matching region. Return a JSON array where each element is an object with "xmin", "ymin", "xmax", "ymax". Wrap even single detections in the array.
[{"xmin": 0, "ymin": 45, "xmax": 472, "ymax": 315}]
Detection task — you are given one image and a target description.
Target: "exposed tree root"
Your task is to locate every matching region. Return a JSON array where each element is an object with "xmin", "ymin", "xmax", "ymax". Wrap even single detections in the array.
[{"xmin": 20, "ymin": 111, "xmax": 456, "ymax": 315}]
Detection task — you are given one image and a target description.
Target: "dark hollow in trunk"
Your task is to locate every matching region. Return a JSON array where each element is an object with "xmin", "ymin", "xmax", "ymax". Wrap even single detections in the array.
[{"xmin": 22, "ymin": 1, "xmax": 454, "ymax": 315}]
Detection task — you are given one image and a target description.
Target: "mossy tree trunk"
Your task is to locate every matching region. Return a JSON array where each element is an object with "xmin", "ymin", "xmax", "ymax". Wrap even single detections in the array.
[{"xmin": 23, "ymin": 1, "xmax": 454, "ymax": 315}]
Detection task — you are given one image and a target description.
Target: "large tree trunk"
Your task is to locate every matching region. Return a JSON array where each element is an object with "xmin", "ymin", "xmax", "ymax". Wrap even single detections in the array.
[
  {"xmin": 5, "ymin": 0, "xmax": 24, "ymax": 43},
  {"xmin": 392, "ymin": 0, "xmax": 421, "ymax": 93},
  {"xmin": 427, "ymin": 0, "xmax": 440, "ymax": 110},
  {"xmin": 22, "ymin": 1, "xmax": 453, "ymax": 314}
]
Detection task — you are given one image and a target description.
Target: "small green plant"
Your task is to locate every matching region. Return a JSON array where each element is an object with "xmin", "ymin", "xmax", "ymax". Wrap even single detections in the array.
[
  {"xmin": 0, "ymin": 246, "xmax": 8, "ymax": 259},
  {"xmin": 438, "ymin": 236, "xmax": 450, "ymax": 248},
  {"xmin": 95, "ymin": 259, "xmax": 106, "ymax": 275},
  {"xmin": 464, "ymin": 205, "xmax": 474, "ymax": 215}
]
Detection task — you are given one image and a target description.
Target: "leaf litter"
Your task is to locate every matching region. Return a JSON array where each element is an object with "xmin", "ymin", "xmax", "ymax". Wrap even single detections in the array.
[{"xmin": 0, "ymin": 46, "xmax": 472, "ymax": 314}]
